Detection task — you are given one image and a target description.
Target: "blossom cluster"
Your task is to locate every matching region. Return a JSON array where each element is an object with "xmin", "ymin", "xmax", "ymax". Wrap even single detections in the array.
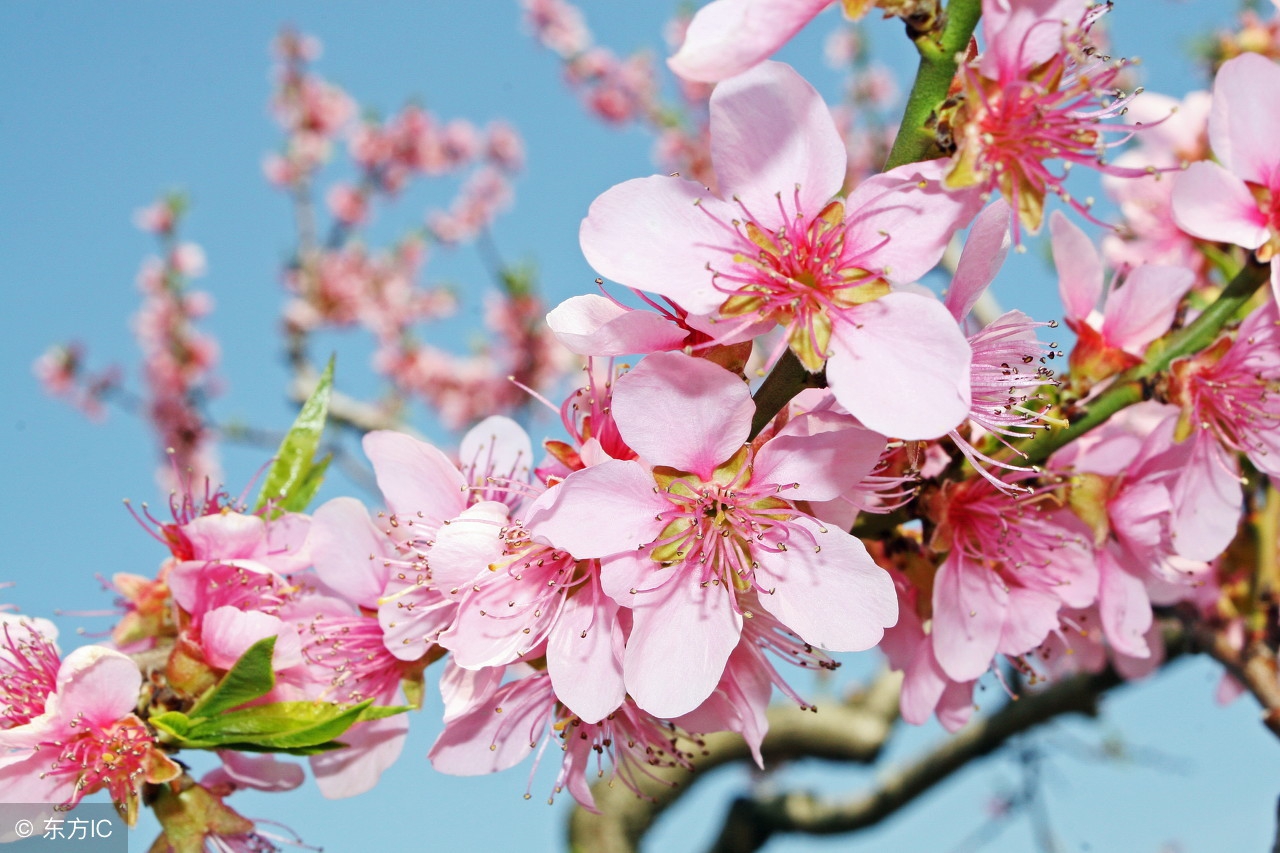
[{"xmin": 17, "ymin": 0, "xmax": 1280, "ymax": 845}]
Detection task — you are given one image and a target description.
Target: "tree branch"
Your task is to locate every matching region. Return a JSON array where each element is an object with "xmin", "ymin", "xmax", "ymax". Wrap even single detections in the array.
[
  {"xmin": 566, "ymin": 671, "xmax": 903, "ymax": 853},
  {"xmin": 706, "ymin": 666, "xmax": 1123, "ymax": 853}
]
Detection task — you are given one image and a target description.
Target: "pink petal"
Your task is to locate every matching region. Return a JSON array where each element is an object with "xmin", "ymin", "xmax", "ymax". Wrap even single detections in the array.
[
  {"xmin": 997, "ymin": 586, "xmax": 1062, "ymax": 658},
  {"xmin": 1050, "ymin": 211, "xmax": 1103, "ymax": 324},
  {"xmin": 676, "ymin": 644, "xmax": 773, "ymax": 767},
  {"xmin": 55, "ymin": 646, "xmax": 142, "ymax": 728},
  {"xmin": 311, "ymin": 714, "xmax": 408, "ymax": 799},
  {"xmin": 709, "ymin": 61, "xmax": 846, "ymax": 217},
  {"xmin": 546, "ymin": 294, "xmax": 688, "ymax": 356},
  {"xmin": 362, "ymin": 430, "xmax": 467, "ymax": 529},
  {"xmin": 825, "ymin": 292, "xmax": 972, "ymax": 440},
  {"xmin": 667, "ymin": 0, "xmax": 833, "ymax": 83},
  {"xmin": 1101, "ymin": 264, "xmax": 1195, "ymax": 355},
  {"xmin": 946, "ymin": 199, "xmax": 1012, "ymax": 322},
  {"xmin": 611, "ymin": 352, "xmax": 754, "ymax": 477},
  {"xmin": 935, "ymin": 679, "xmax": 977, "ymax": 732},
  {"xmin": 429, "ymin": 501, "xmax": 511, "ymax": 593},
  {"xmin": 579, "ymin": 176, "xmax": 739, "ymax": 316},
  {"xmin": 211, "ymin": 751, "xmax": 305, "ymax": 792},
  {"xmin": 1170, "ymin": 434, "xmax": 1243, "ymax": 562},
  {"xmin": 753, "ymin": 518, "xmax": 897, "ymax": 651},
  {"xmin": 460, "ymin": 416, "xmax": 533, "ymax": 491},
  {"xmin": 429, "ymin": 676, "xmax": 552, "ymax": 776},
  {"xmin": 622, "ymin": 578, "xmax": 742, "ymax": 717},
  {"xmin": 1171, "ymin": 161, "xmax": 1268, "ymax": 249},
  {"xmin": 546, "ymin": 589, "xmax": 626, "ymax": 724},
  {"xmin": 0, "ymin": 752, "xmax": 74, "ymax": 804},
  {"xmin": 752, "ymin": 412, "xmax": 886, "ymax": 502},
  {"xmin": 980, "ymin": 0, "xmax": 1088, "ymax": 78},
  {"xmin": 525, "ymin": 461, "xmax": 667, "ymax": 558},
  {"xmin": 931, "ymin": 556, "xmax": 1009, "ymax": 682},
  {"xmin": 183, "ymin": 512, "xmax": 267, "ymax": 560},
  {"xmin": 201, "ymin": 607, "xmax": 302, "ymax": 672},
  {"xmin": 846, "ymin": 160, "xmax": 984, "ymax": 282},
  {"xmin": 309, "ymin": 497, "xmax": 387, "ymax": 610},
  {"xmin": 1209, "ymin": 52, "xmax": 1280, "ymax": 187},
  {"xmin": 439, "ymin": 660, "xmax": 504, "ymax": 723},
  {"xmin": 1097, "ymin": 550, "xmax": 1153, "ymax": 659}
]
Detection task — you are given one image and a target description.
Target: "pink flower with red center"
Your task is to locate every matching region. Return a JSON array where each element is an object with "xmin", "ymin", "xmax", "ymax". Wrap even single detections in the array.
[
  {"xmin": 526, "ymin": 352, "xmax": 897, "ymax": 716},
  {"xmin": 0, "ymin": 625, "xmax": 179, "ymax": 821},
  {"xmin": 580, "ymin": 61, "xmax": 978, "ymax": 440},
  {"xmin": 1169, "ymin": 301, "xmax": 1280, "ymax": 476},
  {"xmin": 927, "ymin": 472, "xmax": 1097, "ymax": 682},
  {"xmin": 941, "ymin": 0, "xmax": 1154, "ymax": 236},
  {"xmin": 1172, "ymin": 52, "xmax": 1280, "ymax": 302},
  {"xmin": 1051, "ymin": 211, "xmax": 1196, "ymax": 386}
]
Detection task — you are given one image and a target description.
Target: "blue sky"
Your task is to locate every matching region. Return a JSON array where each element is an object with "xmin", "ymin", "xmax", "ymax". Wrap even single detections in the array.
[{"xmin": 1, "ymin": 2, "xmax": 1275, "ymax": 851}]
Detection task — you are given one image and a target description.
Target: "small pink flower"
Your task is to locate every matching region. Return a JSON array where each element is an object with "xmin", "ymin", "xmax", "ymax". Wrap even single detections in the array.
[
  {"xmin": 580, "ymin": 61, "xmax": 978, "ymax": 439},
  {"xmin": 527, "ymin": 352, "xmax": 897, "ymax": 716},
  {"xmin": 0, "ymin": 626, "xmax": 180, "ymax": 819},
  {"xmin": 942, "ymin": 0, "xmax": 1154, "ymax": 235},
  {"xmin": 1172, "ymin": 52, "xmax": 1280, "ymax": 301}
]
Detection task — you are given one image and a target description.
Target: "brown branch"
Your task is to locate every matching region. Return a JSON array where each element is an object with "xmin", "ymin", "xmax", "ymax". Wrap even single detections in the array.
[
  {"xmin": 706, "ymin": 666, "xmax": 1123, "ymax": 853},
  {"xmin": 566, "ymin": 671, "xmax": 903, "ymax": 853}
]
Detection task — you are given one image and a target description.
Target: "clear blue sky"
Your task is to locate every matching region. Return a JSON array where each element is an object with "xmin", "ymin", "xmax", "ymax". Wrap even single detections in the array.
[{"xmin": 1, "ymin": 2, "xmax": 1275, "ymax": 851}]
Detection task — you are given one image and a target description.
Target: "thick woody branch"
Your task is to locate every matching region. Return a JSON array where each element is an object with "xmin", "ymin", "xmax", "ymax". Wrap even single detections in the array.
[
  {"xmin": 706, "ymin": 666, "xmax": 1124, "ymax": 853},
  {"xmin": 566, "ymin": 671, "xmax": 903, "ymax": 853}
]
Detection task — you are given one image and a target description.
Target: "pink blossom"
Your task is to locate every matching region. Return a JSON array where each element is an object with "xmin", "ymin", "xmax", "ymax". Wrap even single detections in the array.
[
  {"xmin": 580, "ymin": 61, "xmax": 978, "ymax": 440},
  {"xmin": 927, "ymin": 473, "xmax": 1096, "ymax": 682},
  {"xmin": 521, "ymin": 0, "xmax": 591, "ymax": 58},
  {"xmin": 526, "ymin": 352, "xmax": 897, "ymax": 716},
  {"xmin": 0, "ymin": 626, "xmax": 180, "ymax": 819},
  {"xmin": 667, "ymin": 0, "xmax": 835, "ymax": 83},
  {"xmin": 1171, "ymin": 52, "xmax": 1280, "ymax": 301},
  {"xmin": 326, "ymin": 183, "xmax": 369, "ymax": 226},
  {"xmin": 942, "ymin": 0, "xmax": 1154, "ymax": 235},
  {"xmin": 1102, "ymin": 90, "xmax": 1211, "ymax": 274},
  {"xmin": 1051, "ymin": 211, "xmax": 1196, "ymax": 383}
]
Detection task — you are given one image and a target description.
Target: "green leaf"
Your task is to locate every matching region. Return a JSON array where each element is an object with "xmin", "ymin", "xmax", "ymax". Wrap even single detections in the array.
[
  {"xmin": 150, "ymin": 711, "xmax": 193, "ymax": 741},
  {"xmin": 188, "ymin": 636, "xmax": 277, "ymax": 719},
  {"xmin": 216, "ymin": 740, "xmax": 349, "ymax": 756},
  {"xmin": 357, "ymin": 703, "xmax": 412, "ymax": 722},
  {"xmin": 256, "ymin": 356, "xmax": 334, "ymax": 514},
  {"xmin": 180, "ymin": 699, "xmax": 374, "ymax": 750}
]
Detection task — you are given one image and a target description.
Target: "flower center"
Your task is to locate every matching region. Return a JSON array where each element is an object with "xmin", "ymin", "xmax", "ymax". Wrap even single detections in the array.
[{"xmin": 698, "ymin": 192, "xmax": 888, "ymax": 371}]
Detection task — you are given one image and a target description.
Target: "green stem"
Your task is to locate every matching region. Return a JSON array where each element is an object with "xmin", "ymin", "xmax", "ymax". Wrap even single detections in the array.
[
  {"xmin": 749, "ymin": 0, "xmax": 982, "ymax": 432},
  {"xmin": 883, "ymin": 0, "xmax": 983, "ymax": 171},
  {"xmin": 1020, "ymin": 258, "xmax": 1269, "ymax": 467}
]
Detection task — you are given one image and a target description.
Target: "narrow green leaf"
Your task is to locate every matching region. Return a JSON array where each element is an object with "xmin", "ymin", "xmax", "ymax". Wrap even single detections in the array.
[
  {"xmin": 256, "ymin": 356, "xmax": 334, "ymax": 513},
  {"xmin": 217, "ymin": 740, "xmax": 349, "ymax": 756},
  {"xmin": 285, "ymin": 452, "xmax": 331, "ymax": 513},
  {"xmin": 188, "ymin": 636, "xmax": 277, "ymax": 719},
  {"xmin": 357, "ymin": 703, "xmax": 412, "ymax": 722},
  {"xmin": 183, "ymin": 699, "xmax": 374, "ymax": 750}
]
